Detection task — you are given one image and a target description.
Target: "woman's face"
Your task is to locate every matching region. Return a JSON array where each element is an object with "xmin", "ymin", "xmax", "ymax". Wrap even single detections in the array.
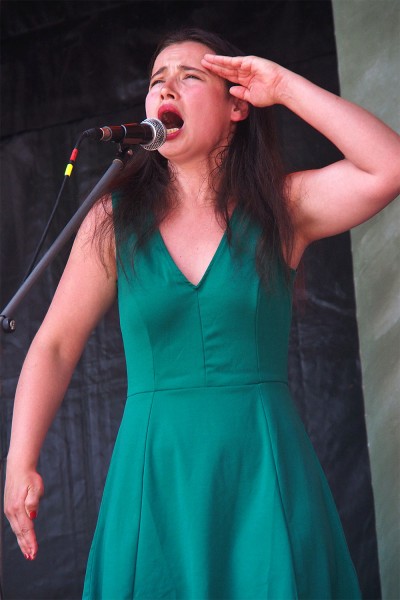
[{"xmin": 145, "ymin": 41, "xmax": 244, "ymax": 165}]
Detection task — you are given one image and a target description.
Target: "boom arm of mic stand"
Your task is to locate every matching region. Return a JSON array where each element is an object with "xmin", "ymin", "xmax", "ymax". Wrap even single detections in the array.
[{"xmin": 1, "ymin": 148, "xmax": 133, "ymax": 334}]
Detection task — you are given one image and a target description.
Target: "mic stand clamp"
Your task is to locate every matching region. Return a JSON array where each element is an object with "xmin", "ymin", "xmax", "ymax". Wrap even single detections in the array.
[{"xmin": 1, "ymin": 318, "xmax": 16, "ymax": 334}]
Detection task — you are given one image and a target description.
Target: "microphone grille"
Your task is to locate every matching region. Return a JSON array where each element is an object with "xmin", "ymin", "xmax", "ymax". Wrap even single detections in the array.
[{"xmin": 141, "ymin": 118, "xmax": 167, "ymax": 151}]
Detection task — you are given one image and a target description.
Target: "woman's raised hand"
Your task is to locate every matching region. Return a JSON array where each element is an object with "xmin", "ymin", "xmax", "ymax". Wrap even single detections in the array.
[
  {"xmin": 201, "ymin": 54, "xmax": 285, "ymax": 107},
  {"xmin": 203, "ymin": 51, "xmax": 400, "ymax": 250},
  {"xmin": 4, "ymin": 466, "xmax": 44, "ymax": 560}
]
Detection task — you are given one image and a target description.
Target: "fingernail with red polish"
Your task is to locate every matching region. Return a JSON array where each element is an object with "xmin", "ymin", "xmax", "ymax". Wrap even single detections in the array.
[{"xmin": 29, "ymin": 511, "xmax": 37, "ymax": 520}]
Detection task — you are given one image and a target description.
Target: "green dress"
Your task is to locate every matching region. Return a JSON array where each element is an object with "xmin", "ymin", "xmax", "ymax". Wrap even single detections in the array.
[{"xmin": 83, "ymin": 209, "xmax": 361, "ymax": 599}]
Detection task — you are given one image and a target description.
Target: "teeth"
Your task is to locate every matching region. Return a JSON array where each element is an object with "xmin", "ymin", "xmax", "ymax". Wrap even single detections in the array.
[{"xmin": 167, "ymin": 128, "xmax": 179, "ymax": 134}]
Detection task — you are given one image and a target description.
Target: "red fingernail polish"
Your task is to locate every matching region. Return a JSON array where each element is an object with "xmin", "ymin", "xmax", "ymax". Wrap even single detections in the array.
[{"xmin": 29, "ymin": 511, "xmax": 37, "ymax": 520}]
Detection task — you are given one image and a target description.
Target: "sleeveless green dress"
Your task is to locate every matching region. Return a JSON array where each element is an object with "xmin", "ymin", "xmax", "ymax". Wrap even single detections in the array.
[{"xmin": 83, "ymin": 209, "xmax": 361, "ymax": 599}]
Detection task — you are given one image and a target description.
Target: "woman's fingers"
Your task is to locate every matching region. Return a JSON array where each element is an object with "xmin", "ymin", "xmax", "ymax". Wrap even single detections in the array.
[
  {"xmin": 6, "ymin": 497, "xmax": 39, "ymax": 560},
  {"xmin": 202, "ymin": 54, "xmax": 248, "ymax": 82},
  {"xmin": 25, "ymin": 481, "xmax": 42, "ymax": 521},
  {"xmin": 14, "ymin": 511, "xmax": 38, "ymax": 560},
  {"xmin": 4, "ymin": 472, "xmax": 44, "ymax": 560},
  {"xmin": 203, "ymin": 53, "xmax": 247, "ymax": 68},
  {"xmin": 202, "ymin": 54, "xmax": 282, "ymax": 107}
]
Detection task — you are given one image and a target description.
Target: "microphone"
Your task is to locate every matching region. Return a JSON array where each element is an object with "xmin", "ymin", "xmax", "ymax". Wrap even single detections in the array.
[{"xmin": 84, "ymin": 118, "xmax": 166, "ymax": 151}]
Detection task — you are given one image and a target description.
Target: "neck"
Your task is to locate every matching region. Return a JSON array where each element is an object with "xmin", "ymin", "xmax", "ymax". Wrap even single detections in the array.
[{"xmin": 169, "ymin": 159, "xmax": 218, "ymax": 211}]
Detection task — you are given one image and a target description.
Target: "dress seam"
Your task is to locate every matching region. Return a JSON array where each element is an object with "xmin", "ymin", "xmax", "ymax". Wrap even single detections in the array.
[
  {"xmin": 131, "ymin": 391, "xmax": 156, "ymax": 597},
  {"xmin": 257, "ymin": 384, "xmax": 299, "ymax": 599},
  {"xmin": 255, "ymin": 280, "xmax": 262, "ymax": 381},
  {"xmin": 125, "ymin": 380, "xmax": 289, "ymax": 398},
  {"xmin": 195, "ymin": 290, "xmax": 208, "ymax": 386}
]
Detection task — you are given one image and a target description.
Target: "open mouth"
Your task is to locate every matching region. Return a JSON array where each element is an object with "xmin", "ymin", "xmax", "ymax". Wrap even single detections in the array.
[{"xmin": 159, "ymin": 111, "xmax": 184, "ymax": 135}]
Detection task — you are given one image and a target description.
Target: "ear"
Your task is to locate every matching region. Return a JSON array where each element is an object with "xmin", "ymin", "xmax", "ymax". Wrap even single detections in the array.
[{"xmin": 230, "ymin": 98, "xmax": 249, "ymax": 122}]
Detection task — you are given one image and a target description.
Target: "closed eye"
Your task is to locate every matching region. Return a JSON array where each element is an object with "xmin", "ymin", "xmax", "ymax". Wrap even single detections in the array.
[
  {"xmin": 149, "ymin": 79, "xmax": 164, "ymax": 88},
  {"xmin": 149, "ymin": 67, "xmax": 205, "ymax": 88}
]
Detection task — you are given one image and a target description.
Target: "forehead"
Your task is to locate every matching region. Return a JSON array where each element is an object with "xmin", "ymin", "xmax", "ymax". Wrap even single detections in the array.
[{"xmin": 152, "ymin": 41, "xmax": 214, "ymax": 73}]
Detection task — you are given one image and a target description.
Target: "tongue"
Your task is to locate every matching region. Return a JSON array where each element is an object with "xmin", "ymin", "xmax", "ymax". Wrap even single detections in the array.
[{"xmin": 162, "ymin": 111, "xmax": 184, "ymax": 131}]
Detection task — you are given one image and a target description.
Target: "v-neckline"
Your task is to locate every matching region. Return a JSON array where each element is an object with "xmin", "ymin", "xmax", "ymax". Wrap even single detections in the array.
[{"xmin": 157, "ymin": 210, "xmax": 237, "ymax": 289}]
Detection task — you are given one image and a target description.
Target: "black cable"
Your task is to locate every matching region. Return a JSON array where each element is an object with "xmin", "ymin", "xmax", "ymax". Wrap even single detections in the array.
[{"xmin": 22, "ymin": 132, "xmax": 87, "ymax": 282}]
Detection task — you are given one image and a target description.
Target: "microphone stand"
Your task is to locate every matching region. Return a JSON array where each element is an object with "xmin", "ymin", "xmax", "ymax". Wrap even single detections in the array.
[
  {"xmin": 0, "ymin": 145, "xmax": 134, "ymax": 333},
  {"xmin": 0, "ymin": 145, "xmax": 134, "ymax": 597}
]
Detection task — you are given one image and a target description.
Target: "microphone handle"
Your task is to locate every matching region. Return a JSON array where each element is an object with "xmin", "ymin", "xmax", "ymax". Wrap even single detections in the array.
[
  {"xmin": 101, "ymin": 124, "xmax": 154, "ymax": 144},
  {"xmin": 83, "ymin": 119, "xmax": 166, "ymax": 150}
]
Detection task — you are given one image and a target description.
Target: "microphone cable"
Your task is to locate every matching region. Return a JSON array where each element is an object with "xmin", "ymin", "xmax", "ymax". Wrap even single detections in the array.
[
  {"xmin": 21, "ymin": 131, "xmax": 87, "ymax": 283},
  {"xmin": 20, "ymin": 118, "xmax": 165, "ymax": 282}
]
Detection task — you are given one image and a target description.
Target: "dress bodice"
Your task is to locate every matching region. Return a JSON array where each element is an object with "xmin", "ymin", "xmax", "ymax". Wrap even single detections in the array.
[{"xmin": 116, "ymin": 211, "xmax": 295, "ymax": 397}]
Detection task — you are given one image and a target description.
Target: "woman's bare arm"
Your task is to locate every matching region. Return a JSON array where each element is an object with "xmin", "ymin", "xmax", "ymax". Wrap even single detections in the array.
[
  {"xmin": 202, "ymin": 54, "xmax": 400, "ymax": 264},
  {"xmin": 4, "ymin": 200, "xmax": 117, "ymax": 560}
]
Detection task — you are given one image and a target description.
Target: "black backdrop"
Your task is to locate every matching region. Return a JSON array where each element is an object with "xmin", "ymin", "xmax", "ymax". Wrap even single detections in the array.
[{"xmin": 0, "ymin": 2, "xmax": 381, "ymax": 598}]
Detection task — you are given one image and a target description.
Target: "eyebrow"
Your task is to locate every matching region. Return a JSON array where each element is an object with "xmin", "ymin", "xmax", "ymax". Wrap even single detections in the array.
[{"xmin": 150, "ymin": 65, "xmax": 206, "ymax": 82}]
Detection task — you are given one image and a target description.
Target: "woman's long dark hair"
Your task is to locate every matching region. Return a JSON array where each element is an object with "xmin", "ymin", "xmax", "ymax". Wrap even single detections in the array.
[{"xmin": 97, "ymin": 27, "xmax": 294, "ymax": 284}]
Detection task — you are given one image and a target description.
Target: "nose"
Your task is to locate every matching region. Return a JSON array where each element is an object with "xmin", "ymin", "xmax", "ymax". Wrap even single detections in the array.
[{"xmin": 160, "ymin": 78, "xmax": 178, "ymax": 100}]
